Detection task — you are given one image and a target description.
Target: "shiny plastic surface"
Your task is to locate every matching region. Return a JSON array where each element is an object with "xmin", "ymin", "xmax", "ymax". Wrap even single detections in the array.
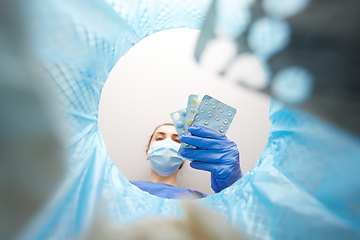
[{"xmin": 16, "ymin": 0, "xmax": 360, "ymax": 239}]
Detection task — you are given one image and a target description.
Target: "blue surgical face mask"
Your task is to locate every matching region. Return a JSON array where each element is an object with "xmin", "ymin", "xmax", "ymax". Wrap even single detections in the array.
[{"xmin": 147, "ymin": 138, "xmax": 185, "ymax": 177}]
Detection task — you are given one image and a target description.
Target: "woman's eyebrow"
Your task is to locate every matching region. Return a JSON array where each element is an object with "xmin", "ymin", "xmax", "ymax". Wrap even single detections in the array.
[
  {"xmin": 172, "ymin": 133, "xmax": 179, "ymax": 138},
  {"xmin": 154, "ymin": 132, "xmax": 166, "ymax": 136}
]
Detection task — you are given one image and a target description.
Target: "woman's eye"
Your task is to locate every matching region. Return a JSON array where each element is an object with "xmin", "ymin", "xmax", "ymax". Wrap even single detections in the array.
[
  {"xmin": 174, "ymin": 139, "xmax": 181, "ymax": 143},
  {"xmin": 156, "ymin": 138, "xmax": 164, "ymax": 141}
]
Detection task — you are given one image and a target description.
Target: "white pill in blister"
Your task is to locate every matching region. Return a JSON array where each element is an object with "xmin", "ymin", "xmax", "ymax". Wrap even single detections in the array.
[
  {"xmin": 199, "ymin": 108, "xmax": 205, "ymax": 113},
  {"xmin": 177, "ymin": 122, "xmax": 183, "ymax": 128},
  {"xmin": 223, "ymin": 119, "xmax": 229, "ymax": 125},
  {"xmin": 211, "ymin": 103, "xmax": 217, "ymax": 109},
  {"xmin": 204, "ymin": 120, "xmax": 209, "ymax": 125},
  {"xmin": 219, "ymin": 107, "xmax": 224, "ymax": 113},
  {"xmin": 173, "ymin": 112, "xmax": 180, "ymax": 120},
  {"xmin": 219, "ymin": 127, "xmax": 225, "ymax": 133},
  {"xmin": 182, "ymin": 110, "xmax": 187, "ymax": 116},
  {"xmin": 204, "ymin": 99, "xmax": 209, "ymax": 105},
  {"xmin": 227, "ymin": 111, "xmax": 233, "ymax": 117},
  {"xmin": 215, "ymin": 115, "xmax": 220, "ymax": 121},
  {"xmin": 207, "ymin": 111, "xmax": 213, "ymax": 117},
  {"xmin": 195, "ymin": 116, "xmax": 201, "ymax": 122}
]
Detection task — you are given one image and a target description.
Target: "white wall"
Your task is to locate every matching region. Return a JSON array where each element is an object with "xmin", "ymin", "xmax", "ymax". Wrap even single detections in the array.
[{"xmin": 98, "ymin": 28, "xmax": 271, "ymax": 195}]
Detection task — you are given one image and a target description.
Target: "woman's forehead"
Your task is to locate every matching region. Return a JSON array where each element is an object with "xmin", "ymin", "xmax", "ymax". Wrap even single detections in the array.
[{"xmin": 154, "ymin": 125, "xmax": 177, "ymax": 135}]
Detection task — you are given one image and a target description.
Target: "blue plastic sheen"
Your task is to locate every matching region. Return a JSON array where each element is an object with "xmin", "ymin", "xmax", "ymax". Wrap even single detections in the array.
[{"xmin": 20, "ymin": 0, "xmax": 360, "ymax": 239}]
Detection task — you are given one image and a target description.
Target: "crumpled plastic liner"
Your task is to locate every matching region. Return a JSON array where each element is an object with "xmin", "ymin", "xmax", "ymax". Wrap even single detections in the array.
[{"xmin": 19, "ymin": 0, "xmax": 360, "ymax": 239}]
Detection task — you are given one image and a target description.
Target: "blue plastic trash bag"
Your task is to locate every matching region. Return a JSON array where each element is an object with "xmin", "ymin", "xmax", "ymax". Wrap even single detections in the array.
[{"xmin": 2, "ymin": 0, "xmax": 359, "ymax": 239}]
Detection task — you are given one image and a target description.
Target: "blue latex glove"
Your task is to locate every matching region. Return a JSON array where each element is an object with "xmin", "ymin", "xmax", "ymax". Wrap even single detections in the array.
[{"xmin": 179, "ymin": 126, "xmax": 243, "ymax": 193}]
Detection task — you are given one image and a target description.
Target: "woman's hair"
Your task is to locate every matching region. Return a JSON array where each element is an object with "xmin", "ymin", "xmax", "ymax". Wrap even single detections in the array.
[{"xmin": 147, "ymin": 123, "xmax": 184, "ymax": 169}]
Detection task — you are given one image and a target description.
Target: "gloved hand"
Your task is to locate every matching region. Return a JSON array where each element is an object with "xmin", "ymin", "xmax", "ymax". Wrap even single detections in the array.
[{"xmin": 179, "ymin": 125, "xmax": 243, "ymax": 193}]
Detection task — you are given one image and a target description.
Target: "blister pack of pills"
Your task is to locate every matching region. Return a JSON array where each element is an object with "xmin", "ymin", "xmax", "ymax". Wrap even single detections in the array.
[
  {"xmin": 170, "ymin": 108, "xmax": 187, "ymax": 137},
  {"xmin": 184, "ymin": 94, "xmax": 204, "ymax": 135},
  {"xmin": 191, "ymin": 95, "xmax": 236, "ymax": 135},
  {"xmin": 176, "ymin": 95, "xmax": 237, "ymax": 153}
]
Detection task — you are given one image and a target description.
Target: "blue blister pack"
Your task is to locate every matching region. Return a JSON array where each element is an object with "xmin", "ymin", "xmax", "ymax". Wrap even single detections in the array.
[
  {"xmin": 184, "ymin": 94, "xmax": 204, "ymax": 132},
  {"xmin": 179, "ymin": 95, "xmax": 237, "ymax": 152},
  {"xmin": 178, "ymin": 94, "xmax": 205, "ymax": 150},
  {"xmin": 170, "ymin": 108, "xmax": 187, "ymax": 137},
  {"xmin": 192, "ymin": 95, "xmax": 237, "ymax": 135}
]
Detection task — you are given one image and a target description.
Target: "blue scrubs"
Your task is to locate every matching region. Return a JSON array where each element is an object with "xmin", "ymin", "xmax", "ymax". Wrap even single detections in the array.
[{"xmin": 131, "ymin": 181, "xmax": 207, "ymax": 199}]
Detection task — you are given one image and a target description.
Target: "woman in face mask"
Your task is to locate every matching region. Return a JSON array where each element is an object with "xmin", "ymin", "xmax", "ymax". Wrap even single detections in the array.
[
  {"xmin": 131, "ymin": 123, "xmax": 243, "ymax": 199},
  {"xmin": 131, "ymin": 123, "xmax": 206, "ymax": 199}
]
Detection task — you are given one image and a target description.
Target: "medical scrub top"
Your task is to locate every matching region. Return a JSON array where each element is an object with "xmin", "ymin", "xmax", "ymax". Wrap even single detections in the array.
[{"xmin": 131, "ymin": 181, "xmax": 207, "ymax": 199}]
